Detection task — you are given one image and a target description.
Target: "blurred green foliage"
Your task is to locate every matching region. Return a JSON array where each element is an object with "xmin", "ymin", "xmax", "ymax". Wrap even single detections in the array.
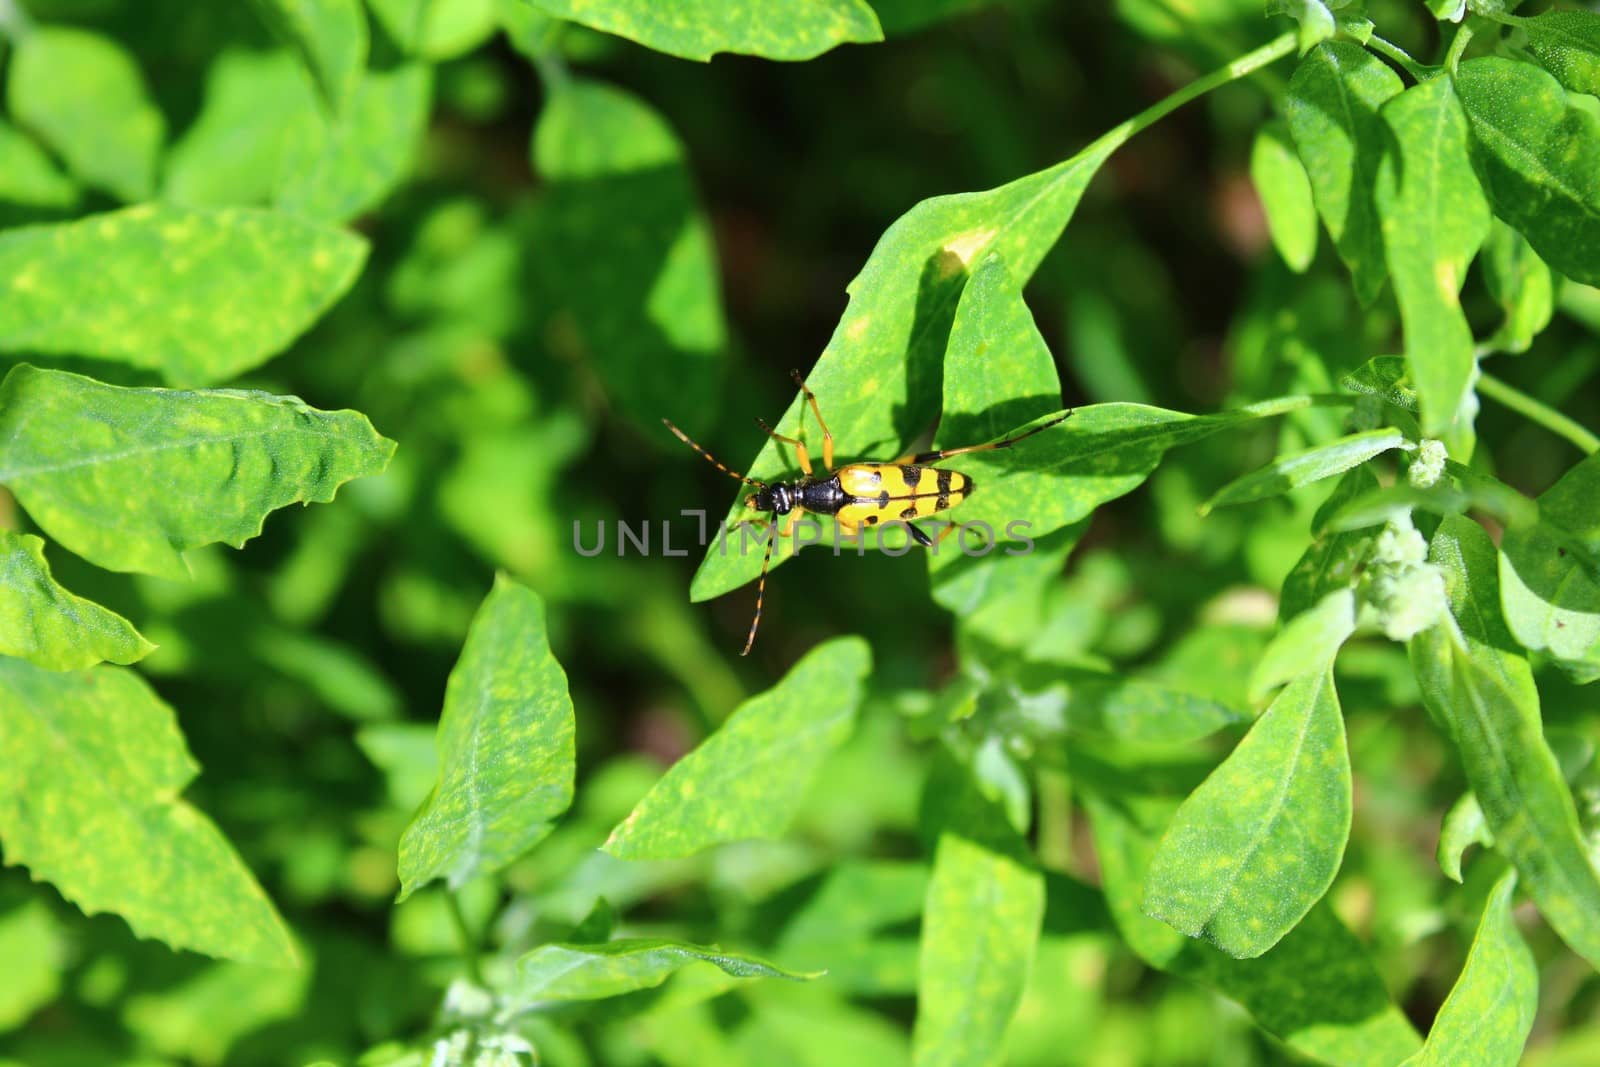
[{"xmin": 2, "ymin": 1, "xmax": 1600, "ymax": 1065}]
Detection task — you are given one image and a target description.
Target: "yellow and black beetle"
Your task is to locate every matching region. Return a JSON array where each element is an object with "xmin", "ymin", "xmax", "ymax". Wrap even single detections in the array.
[{"xmin": 666, "ymin": 369, "xmax": 1071, "ymax": 655}]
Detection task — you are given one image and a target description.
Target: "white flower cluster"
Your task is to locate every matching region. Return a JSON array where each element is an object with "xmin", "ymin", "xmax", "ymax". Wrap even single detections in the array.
[
  {"xmin": 1408, "ymin": 439, "xmax": 1447, "ymax": 489},
  {"xmin": 1361, "ymin": 515, "xmax": 1448, "ymax": 641}
]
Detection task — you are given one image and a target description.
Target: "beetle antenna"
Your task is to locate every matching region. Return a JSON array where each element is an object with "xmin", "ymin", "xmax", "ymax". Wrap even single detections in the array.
[
  {"xmin": 742, "ymin": 522, "xmax": 778, "ymax": 656},
  {"xmin": 663, "ymin": 419, "xmax": 766, "ymax": 488}
]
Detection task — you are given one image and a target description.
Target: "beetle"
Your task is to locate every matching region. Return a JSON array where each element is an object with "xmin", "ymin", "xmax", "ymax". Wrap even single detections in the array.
[{"xmin": 666, "ymin": 369, "xmax": 1072, "ymax": 655}]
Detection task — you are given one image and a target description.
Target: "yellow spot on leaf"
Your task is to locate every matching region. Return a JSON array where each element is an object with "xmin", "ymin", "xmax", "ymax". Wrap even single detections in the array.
[{"xmin": 942, "ymin": 226, "xmax": 999, "ymax": 270}]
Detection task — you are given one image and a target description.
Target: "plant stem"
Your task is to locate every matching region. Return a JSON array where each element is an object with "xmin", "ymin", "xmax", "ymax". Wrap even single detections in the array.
[
  {"xmin": 1365, "ymin": 34, "xmax": 1433, "ymax": 81},
  {"xmin": 1444, "ymin": 22, "xmax": 1475, "ymax": 72},
  {"xmin": 1477, "ymin": 372, "xmax": 1600, "ymax": 456},
  {"xmin": 446, "ymin": 891, "xmax": 487, "ymax": 986},
  {"xmin": 1106, "ymin": 31, "xmax": 1300, "ymax": 148}
]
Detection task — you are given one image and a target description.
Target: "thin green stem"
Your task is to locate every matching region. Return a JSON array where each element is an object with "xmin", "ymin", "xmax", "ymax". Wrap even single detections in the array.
[
  {"xmin": 446, "ymin": 891, "xmax": 487, "ymax": 986},
  {"xmin": 1478, "ymin": 372, "xmax": 1600, "ymax": 456},
  {"xmin": 1105, "ymin": 32, "xmax": 1300, "ymax": 149},
  {"xmin": 1445, "ymin": 23, "xmax": 1475, "ymax": 72},
  {"xmin": 1365, "ymin": 34, "xmax": 1433, "ymax": 81}
]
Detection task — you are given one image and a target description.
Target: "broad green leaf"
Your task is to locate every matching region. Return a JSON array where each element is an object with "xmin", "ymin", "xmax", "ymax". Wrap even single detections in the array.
[
  {"xmin": 1204, "ymin": 428, "xmax": 1405, "ymax": 512},
  {"xmin": 927, "ymin": 253, "xmax": 1063, "ymax": 610},
  {"xmin": 1402, "ymin": 870, "xmax": 1536, "ymax": 1067},
  {"xmin": 774, "ymin": 861, "xmax": 926, "ymax": 994},
  {"xmin": 1082, "ymin": 786, "xmax": 1422, "ymax": 1064},
  {"xmin": 1408, "ymin": 514, "xmax": 1600, "ymax": 969},
  {"xmin": 162, "ymin": 51, "xmax": 320, "ymax": 208},
  {"xmin": 1003, "ymin": 666, "xmax": 1252, "ymax": 746},
  {"xmin": 1341, "ymin": 354, "xmax": 1417, "ymax": 411},
  {"xmin": 912, "ymin": 833, "xmax": 1044, "ymax": 1067},
  {"xmin": 529, "ymin": 79, "xmax": 725, "ymax": 431},
  {"xmin": 1438, "ymin": 792, "xmax": 1491, "ymax": 883},
  {"xmin": 1499, "ymin": 452, "xmax": 1600, "ymax": 683},
  {"xmin": 1375, "ymin": 77, "xmax": 1489, "ymax": 437},
  {"xmin": 251, "ymin": 0, "xmax": 368, "ymax": 113},
  {"xmin": 1520, "ymin": 11, "xmax": 1600, "ymax": 98},
  {"xmin": 274, "ymin": 63, "xmax": 432, "ymax": 223},
  {"xmin": 0, "ymin": 898, "xmax": 65, "ymax": 1031},
  {"xmin": 369, "ymin": 0, "xmax": 500, "ymax": 58},
  {"xmin": 0, "ymin": 119, "xmax": 78, "ymax": 215},
  {"xmin": 0, "ymin": 659, "xmax": 298, "ymax": 966},
  {"xmin": 524, "ymin": 0, "xmax": 883, "ymax": 61},
  {"xmin": 688, "ymin": 122, "xmax": 1132, "ymax": 602},
  {"xmin": 1250, "ymin": 588, "xmax": 1356, "ymax": 700},
  {"xmin": 0, "ymin": 365, "xmax": 395, "ymax": 580},
  {"xmin": 1481, "ymin": 220, "xmax": 1554, "ymax": 354},
  {"xmin": 1281, "ymin": 464, "xmax": 1382, "ymax": 618},
  {"xmin": 5, "ymin": 27, "xmax": 164, "ymax": 202},
  {"xmin": 398, "ymin": 576, "xmax": 576, "ymax": 898},
  {"xmin": 1455, "ymin": 57, "xmax": 1600, "ymax": 286},
  {"xmin": 1251, "ymin": 120, "xmax": 1318, "ymax": 272},
  {"xmin": 604, "ymin": 637, "xmax": 871, "ymax": 859},
  {"xmin": 0, "ymin": 204, "xmax": 367, "ymax": 384},
  {"xmin": 1286, "ymin": 41, "xmax": 1403, "ymax": 304},
  {"xmin": 0, "ymin": 530, "xmax": 153, "ymax": 671},
  {"xmin": 1144, "ymin": 669, "xmax": 1352, "ymax": 958},
  {"xmin": 506, "ymin": 938, "xmax": 812, "ymax": 1006}
]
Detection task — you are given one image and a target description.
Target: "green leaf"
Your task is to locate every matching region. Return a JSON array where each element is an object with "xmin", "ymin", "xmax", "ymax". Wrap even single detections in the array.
[
  {"xmin": 1143, "ymin": 669, "xmax": 1352, "ymax": 958},
  {"xmin": 0, "ymin": 119, "xmax": 79, "ymax": 215},
  {"xmin": 773, "ymin": 861, "xmax": 926, "ymax": 994},
  {"xmin": 1455, "ymin": 57, "xmax": 1600, "ymax": 287},
  {"xmin": 1250, "ymin": 588, "xmax": 1356, "ymax": 700},
  {"xmin": 1250, "ymin": 120, "xmax": 1318, "ymax": 273},
  {"xmin": 251, "ymin": 0, "xmax": 368, "ymax": 114},
  {"xmin": 397, "ymin": 576, "xmax": 576, "ymax": 898},
  {"xmin": 1499, "ymin": 451, "xmax": 1600, "ymax": 683},
  {"xmin": 1281, "ymin": 464, "xmax": 1383, "ymax": 618},
  {"xmin": 1481, "ymin": 220, "xmax": 1554, "ymax": 354},
  {"xmin": 162, "ymin": 51, "xmax": 319, "ymax": 208},
  {"xmin": 1000, "ymin": 665, "xmax": 1252, "ymax": 746},
  {"xmin": 1437, "ymin": 792, "xmax": 1491, "ymax": 883},
  {"xmin": 0, "ymin": 658, "xmax": 298, "ymax": 966},
  {"xmin": 603, "ymin": 637, "xmax": 871, "ymax": 859},
  {"xmin": 1401, "ymin": 870, "xmax": 1536, "ymax": 1067},
  {"xmin": 926, "ymin": 252, "xmax": 1064, "ymax": 608},
  {"xmin": 1203, "ymin": 428, "xmax": 1405, "ymax": 513},
  {"xmin": 1266, "ymin": 0, "xmax": 1337, "ymax": 54},
  {"xmin": 912, "ymin": 833, "xmax": 1045, "ymax": 1067},
  {"xmin": 1082, "ymin": 786, "xmax": 1422, "ymax": 1064},
  {"xmin": 1375, "ymin": 76, "xmax": 1490, "ymax": 438},
  {"xmin": 688, "ymin": 126, "xmax": 1130, "ymax": 602},
  {"xmin": 529, "ymin": 78, "xmax": 726, "ymax": 431},
  {"xmin": 5, "ymin": 27, "xmax": 164, "ymax": 202},
  {"xmin": 1407, "ymin": 514, "xmax": 1600, "ymax": 969},
  {"xmin": 1341, "ymin": 354, "xmax": 1417, "ymax": 411},
  {"xmin": 507, "ymin": 938, "xmax": 813, "ymax": 1005},
  {"xmin": 0, "ymin": 204, "xmax": 367, "ymax": 385},
  {"xmin": 1520, "ymin": 11, "xmax": 1600, "ymax": 98},
  {"xmin": 0, "ymin": 530, "xmax": 153, "ymax": 671},
  {"xmin": 0, "ymin": 365, "xmax": 395, "ymax": 580},
  {"xmin": 368, "ymin": 0, "xmax": 500, "ymax": 59},
  {"xmin": 0, "ymin": 898, "xmax": 66, "ymax": 1030},
  {"xmin": 524, "ymin": 0, "xmax": 883, "ymax": 61},
  {"xmin": 274, "ymin": 63, "xmax": 432, "ymax": 223},
  {"xmin": 1286, "ymin": 41, "xmax": 1404, "ymax": 305}
]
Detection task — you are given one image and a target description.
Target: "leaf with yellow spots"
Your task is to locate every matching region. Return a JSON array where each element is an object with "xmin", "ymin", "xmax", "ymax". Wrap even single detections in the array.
[
  {"xmin": 397, "ymin": 576, "xmax": 576, "ymax": 899},
  {"xmin": 0, "ymin": 657, "xmax": 299, "ymax": 967},
  {"xmin": 0, "ymin": 530, "xmax": 154, "ymax": 671},
  {"xmin": 505, "ymin": 938, "xmax": 814, "ymax": 1007},
  {"xmin": 0, "ymin": 365, "xmax": 395, "ymax": 581},
  {"xmin": 1375, "ymin": 76, "xmax": 1489, "ymax": 441},
  {"xmin": 603, "ymin": 637, "xmax": 871, "ymax": 859},
  {"xmin": 1142, "ymin": 668, "xmax": 1352, "ymax": 958},
  {"xmin": 523, "ymin": 0, "xmax": 882, "ymax": 61},
  {"xmin": 1401, "ymin": 870, "xmax": 1536, "ymax": 1067},
  {"xmin": 0, "ymin": 204, "xmax": 367, "ymax": 385}
]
